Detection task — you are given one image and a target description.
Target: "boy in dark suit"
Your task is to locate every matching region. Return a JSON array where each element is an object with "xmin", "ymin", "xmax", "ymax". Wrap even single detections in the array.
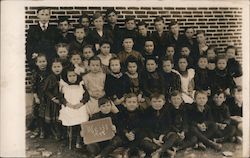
[
  {"xmin": 26, "ymin": 7, "xmax": 61, "ymax": 70},
  {"xmin": 57, "ymin": 16, "xmax": 74, "ymax": 44}
]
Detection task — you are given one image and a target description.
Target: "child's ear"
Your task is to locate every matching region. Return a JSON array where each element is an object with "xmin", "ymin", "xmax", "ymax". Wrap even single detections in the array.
[{"xmin": 171, "ymin": 64, "xmax": 174, "ymax": 68}]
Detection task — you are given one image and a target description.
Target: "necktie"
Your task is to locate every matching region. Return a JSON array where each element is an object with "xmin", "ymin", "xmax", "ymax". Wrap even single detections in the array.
[{"xmin": 42, "ymin": 24, "xmax": 46, "ymax": 31}]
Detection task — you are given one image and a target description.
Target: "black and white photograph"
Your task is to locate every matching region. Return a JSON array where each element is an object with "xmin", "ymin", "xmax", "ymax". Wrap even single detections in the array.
[{"xmin": 0, "ymin": 0, "xmax": 249, "ymax": 158}]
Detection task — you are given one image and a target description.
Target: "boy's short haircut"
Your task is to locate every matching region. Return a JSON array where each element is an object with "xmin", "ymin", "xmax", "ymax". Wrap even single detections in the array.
[
  {"xmin": 78, "ymin": 13, "xmax": 90, "ymax": 23},
  {"xmin": 154, "ymin": 16, "xmax": 164, "ymax": 23},
  {"xmin": 138, "ymin": 20, "xmax": 148, "ymax": 27},
  {"xmin": 55, "ymin": 43, "xmax": 69, "ymax": 51},
  {"xmin": 184, "ymin": 26, "xmax": 194, "ymax": 33},
  {"xmin": 83, "ymin": 44, "xmax": 93, "ymax": 51},
  {"xmin": 196, "ymin": 30, "xmax": 206, "ymax": 36},
  {"xmin": 125, "ymin": 55, "xmax": 138, "ymax": 68},
  {"xmin": 73, "ymin": 24, "xmax": 85, "ymax": 32},
  {"xmin": 88, "ymin": 56, "xmax": 101, "ymax": 65},
  {"xmin": 216, "ymin": 54, "xmax": 227, "ymax": 63},
  {"xmin": 92, "ymin": 11, "xmax": 103, "ymax": 21},
  {"xmin": 161, "ymin": 56, "xmax": 174, "ymax": 64},
  {"xmin": 150, "ymin": 92, "xmax": 165, "ymax": 101},
  {"xmin": 225, "ymin": 45, "xmax": 238, "ymax": 55},
  {"xmin": 170, "ymin": 90, "xmax": 182, "ymax": 97},
  {"xmin": 125, "ymin": 16, "xmax": 135, "ymax": 23},
  {"xmin": 124, "ymin": 92, "xmax": 138, "ymax": 101},
  {"xmin": 109, "ymin": 57, "xmax": 120, "ymax": 67},
  {"xmin": 37, "ymin": 7, "xmax": 50, "ymax": 14},
  {"xmin": 105, "ymin": 7, "xmax": 117, "ymax": 16},
  {"xmin": 168, "ymin": 19, "xmax": 178, "ymax": 28},
  {"xmin": 98, "ymin": 97, "xmax": 111, "ymax": 107},
  {"xmin": 194, "ymin": 90, "xmax": 208, "ymax": 99},
  {"xmin": 58, "ymin": 16, "xmax": 70, "ymax": 24}
]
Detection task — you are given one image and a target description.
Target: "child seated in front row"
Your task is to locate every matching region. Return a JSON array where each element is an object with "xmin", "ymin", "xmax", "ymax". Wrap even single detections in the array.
[
  {"xmin": 161, "ymin": 56, "xmax": 181, "ymax": 99},
  {"xmin": 119, "ymin": 93, "xmax": 144, "ymax": 158},
  {"xmin": 59, "ymin": 67, "xmax": 90, "ymax": 149},
  {"xmin": 86, "ymin": 97, "xmax": 122, "ymax": 158},
  {"xmin": 141, "ymin": 93, "xmax": 178, "ymax": 158},
  {"xmin": 104, "ymin": 57, "xmax": 131, "ymax": 107},
  {"xmin": 210, "ymin": 90, "xmax": 236, "ymax": 143},
  {"xmin": 167, "ymin": 90, "xmax": 198, "ymax": 152},
  {"xmin": 188, "ymin": 90, "xmax": 222, "ymax": 151},
  {"xmin": 226, "ymin": 86, "xmax": 243, "ymax": 142}
]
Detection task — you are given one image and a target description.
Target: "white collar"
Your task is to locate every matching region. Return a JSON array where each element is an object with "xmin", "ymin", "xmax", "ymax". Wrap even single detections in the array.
[{"xmin": 39, "ymin": 22, "xmax": 49, "ymax": 30}]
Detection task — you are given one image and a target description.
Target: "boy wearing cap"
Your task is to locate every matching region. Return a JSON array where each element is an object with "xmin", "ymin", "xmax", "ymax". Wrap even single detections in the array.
[
  {"xmin": 105, "ymin": 7, "xmax": 122, "ymax": 54},
  {"xmin": 26, "ymin": 7, "xmax": 61, "ymax": 70},
  {"xmin": 57, "ymin": 16, "xmax": 74, "ymax": 44},
  {"xmin": 85, "ymin": 97, "xmax": 122, "ymax": 158}
]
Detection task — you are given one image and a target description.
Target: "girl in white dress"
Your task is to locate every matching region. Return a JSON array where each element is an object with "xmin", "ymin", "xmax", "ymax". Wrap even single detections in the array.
[
  {"xmin": 173, "ymin": 56, "xmax": 195, "ymax": 103},
  {"xmin": 59, "ymin": 67, "xmax": 90, "ymax": 149}
]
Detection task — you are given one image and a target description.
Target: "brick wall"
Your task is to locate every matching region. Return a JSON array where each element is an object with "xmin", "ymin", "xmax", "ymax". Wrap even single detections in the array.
[{"xmin": 25, "ymin": 6, "xmax": 243, "ymax": 92}]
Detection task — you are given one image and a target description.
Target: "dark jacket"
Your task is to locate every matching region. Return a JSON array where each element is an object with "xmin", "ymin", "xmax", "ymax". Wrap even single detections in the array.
[
  {"xmin": 167, "ymin": 104, "xmax": 189, "ymax": 133},
  {"xmin": 26, "ymin": 24, "xmax": 61, "ymax": 69},
  {"xmin": 188, "ymin": 103, "xmax": 213, "ymax": 126},
  {"xmin": 143, "ymin": 106, "xmax": 169, "ymax": 138},
  {"xmin": 210, "ymin": 102, "xmax": 231, "ymax": 125},
  {"xmin": 227, "ymin": 58, "xmax": 242, "ymax": 78}
]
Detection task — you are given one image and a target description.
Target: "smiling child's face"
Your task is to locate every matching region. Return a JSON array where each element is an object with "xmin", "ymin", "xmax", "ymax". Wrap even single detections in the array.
[
  {"xmin": 151, "ymin": 98, "xmax": 165, "ymax": 110},
  {"xmin": 170, "ymin": 95, "xmax": 183, "ymax": 109},
  {"xmin": 125, "ymin": 97, "xmax": 138, "ymax": 111},
  {"xmin": 36, "ymin": 56, "xmax": 47, "ymax": 70},
  {"xmin": 100, "ymin": 102, "xmax": 112, "ymax": 114}
]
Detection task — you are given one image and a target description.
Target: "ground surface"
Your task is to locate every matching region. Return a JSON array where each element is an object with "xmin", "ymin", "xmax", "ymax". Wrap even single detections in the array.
[
  {"xmin": 26, "ymin": 93, "xmax": 243, "ymax": 158},
  {"xmin": 26, "ymin": 130, "xmax": 242, "ymax": 158}
]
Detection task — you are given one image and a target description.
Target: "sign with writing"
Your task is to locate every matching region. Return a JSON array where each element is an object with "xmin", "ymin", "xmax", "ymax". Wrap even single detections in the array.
[{"xmin": 82, "ymin": 117, "xmax": 115, "ymax": 144}]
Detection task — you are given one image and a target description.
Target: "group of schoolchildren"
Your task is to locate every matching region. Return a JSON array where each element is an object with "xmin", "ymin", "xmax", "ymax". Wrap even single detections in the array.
[{"xmin": 26, "ymin": 7, "xmax": 243, "ymax": 158}]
